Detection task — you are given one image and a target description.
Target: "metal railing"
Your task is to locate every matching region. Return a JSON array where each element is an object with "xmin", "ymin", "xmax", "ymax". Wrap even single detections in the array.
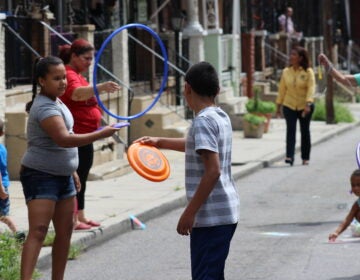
[
  {"xmin": 3, "ymin": 17, "xmax": 37, "ymax": 88},
  {"xmin": 40, "ymin": 21, "xmax": 193, "ymax": 123}
]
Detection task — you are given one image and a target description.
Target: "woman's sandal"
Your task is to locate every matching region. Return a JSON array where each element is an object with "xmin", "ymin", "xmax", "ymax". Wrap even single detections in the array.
[
  {"xmin": 85, "ymin": 220, "xmax": 101, "ymax": 227},
  {"xmin": 74, "ymin": 222, "xmax": 91, "ymax": 230}
]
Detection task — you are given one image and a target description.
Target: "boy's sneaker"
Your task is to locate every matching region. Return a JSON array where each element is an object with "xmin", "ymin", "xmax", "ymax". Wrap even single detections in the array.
[{"xmin": 14, "ymin": 231, "xmax": 26, "ymax": 242}]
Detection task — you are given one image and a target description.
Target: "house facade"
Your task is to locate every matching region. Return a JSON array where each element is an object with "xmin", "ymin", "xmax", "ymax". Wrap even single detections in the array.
[{"xmin": 0, "ymin": 0, "xmax": 357, "ymax": 178}]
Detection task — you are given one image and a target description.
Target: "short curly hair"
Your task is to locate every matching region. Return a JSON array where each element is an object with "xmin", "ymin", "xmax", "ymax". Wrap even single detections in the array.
[{"xmin": 185, "ymin": 62, "xmax": 219, "ymax": 98}]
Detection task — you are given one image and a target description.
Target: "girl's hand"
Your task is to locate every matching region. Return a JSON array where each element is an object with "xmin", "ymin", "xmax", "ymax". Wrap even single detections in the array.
[
  {"xmin": 99, "ymin": 125, "xmax": 122, "ymax": 138},
  {"xmin": 328, "ymin": 232, "xmax": 338, "ymax": 242},
  {"xmin": 0, "ymin": 190, "xmax": 8, "ymax": 200},
  {"xmin": 73, "ymin": 172, "xmax": 81, "ymax": 192}
]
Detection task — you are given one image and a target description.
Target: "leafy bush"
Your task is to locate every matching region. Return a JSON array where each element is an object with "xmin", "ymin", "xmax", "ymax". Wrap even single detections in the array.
[
  {"xmin": 0, "ymin": 232, "xmax": 41, "ymax": 280},
  {"xmin": 243, "ymin": 113, "xmax": 266, "ymax": 125},
  {"xmin": 43, "ymin": 231, "xmax": 55, "ymax": 246},
  {"xmin": 43, "ymin": 231, "xmax": 82, "ymax": 260},
  {"xmin": 246, "ymin": 86, "xmax": 276, "ymax": 114},
  {"xmin": 312, "ymin": 100, "xmax": 354, "ymax": 123},
  {"xmin": 0, "ymin": 232, "xmax": 22, "ymax": 280},
  {"xmin": 68, "ymin": 244, "xmax": 82, "ymax": 260},
  {"xmin": 355, "ymin": 94, "xmax": 360, "ymax": 103},
  {"xmin": 246, "ymin": 99, "xmax": 276, "ymax": 114}
]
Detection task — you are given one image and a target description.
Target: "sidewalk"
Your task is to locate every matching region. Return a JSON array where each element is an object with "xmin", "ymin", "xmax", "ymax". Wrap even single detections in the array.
[{"xmin": 2, "ymin": 104, "xmax": 360, "ymax": 269}]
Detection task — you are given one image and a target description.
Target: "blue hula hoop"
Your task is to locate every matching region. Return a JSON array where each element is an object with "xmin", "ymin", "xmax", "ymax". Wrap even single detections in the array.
[{"xmin": 93, "ymin": 23, "xmax": 169, "ymax": 120}]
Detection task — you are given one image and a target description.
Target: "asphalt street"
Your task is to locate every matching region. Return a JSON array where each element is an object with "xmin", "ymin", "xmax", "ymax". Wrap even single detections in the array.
[{"xmin": 38, "ymin": 118, "xmax": 360, "ymax": 280}]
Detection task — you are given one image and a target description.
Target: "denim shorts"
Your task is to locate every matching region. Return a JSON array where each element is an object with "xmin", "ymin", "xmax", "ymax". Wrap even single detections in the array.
[
  {"xmin": 20, "ymin": 166, "xmax": 76, "ymax": 203},
  {"xmin": 0, "ymin": 187, "xmax": 10, "ymax": 216}
]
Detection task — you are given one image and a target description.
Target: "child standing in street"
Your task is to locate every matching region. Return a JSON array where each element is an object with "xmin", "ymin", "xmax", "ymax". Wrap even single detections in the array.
[
  {"xmin": 134, "ymin": 61, "xmax": 239, "ymax": 279},
  {"xmin": 0, "ymin": 118, "xmax": 25, "ymax": 241},
  {"xmin": 20, "ymin": 56, "xmax": 124, "ymax": 280},
  {"xmin": 329, "ymin": 169, "xmax": 360, "ymax": 241}
]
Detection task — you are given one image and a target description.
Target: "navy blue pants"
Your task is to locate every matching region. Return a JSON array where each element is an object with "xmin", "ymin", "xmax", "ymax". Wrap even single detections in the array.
[
  {"xmin": 190, "ymin": 223, "xmax": 237, "ymax": 280},
  {"xmin": 283, "ymin": 104, "xmax": 314, "ymax": 161}
]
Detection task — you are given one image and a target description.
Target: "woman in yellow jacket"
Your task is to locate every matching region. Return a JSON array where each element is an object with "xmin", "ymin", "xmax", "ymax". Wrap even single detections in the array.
[{"xmin": 276, "ymin": 46, "xmax": 315, "ymax": 166}]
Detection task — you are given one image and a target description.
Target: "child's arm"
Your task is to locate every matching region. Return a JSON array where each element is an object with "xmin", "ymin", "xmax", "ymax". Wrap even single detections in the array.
[
  {"xmin": 176, "ymin": 150, "xmax": 220, "ymax": 235},
  {"xmin": 133, "ymin": 136, "xmax": 186, "ymax": 152},
  {"xmin": 0, "ymin": 173, "xmax": 7, "ymax": 200},
  {"xmin": 329, "ymin": 201, "xmax": 359, "ymax": 241}
]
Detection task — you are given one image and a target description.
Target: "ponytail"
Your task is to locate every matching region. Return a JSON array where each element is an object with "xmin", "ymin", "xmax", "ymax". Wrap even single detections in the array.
[
  {"xmin": 26, "ymin": 57, "xmax": 42, "ymax": 113},
  {"xmin": 25, "ymin": 56, "xmax": 64, "ymax": 113}
]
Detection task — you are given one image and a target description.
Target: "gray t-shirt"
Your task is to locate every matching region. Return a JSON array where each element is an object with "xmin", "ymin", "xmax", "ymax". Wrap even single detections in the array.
[
  {"xmin": 185, "ymin": 106, "xmax": 239, "ymax": 227},
  {"xmin": 21, "ymin": 94, "xmax": 78, "ymax": 176}
]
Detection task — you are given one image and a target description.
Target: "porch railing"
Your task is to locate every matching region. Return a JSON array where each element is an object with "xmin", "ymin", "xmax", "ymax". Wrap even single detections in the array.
[{"xmin": 253, "ymin": 31, "xmax": 324, "ymax": 81}]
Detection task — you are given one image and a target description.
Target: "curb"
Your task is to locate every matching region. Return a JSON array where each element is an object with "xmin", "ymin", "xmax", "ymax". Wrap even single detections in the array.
[{"xmin": 37, "ymin": 193, "xmax": 187, "ymax": 270}]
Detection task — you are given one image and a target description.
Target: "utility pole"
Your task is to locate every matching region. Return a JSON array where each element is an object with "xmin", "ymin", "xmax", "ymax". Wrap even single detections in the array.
[{"xmin": 323, "ymin": 0, "xmax": 335, "ymax": 124}]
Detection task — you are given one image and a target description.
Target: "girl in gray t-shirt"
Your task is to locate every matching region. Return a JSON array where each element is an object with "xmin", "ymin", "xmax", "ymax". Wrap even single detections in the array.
[{"xmin": 20, "ymin": 56, "xmax": 125, "ymax": 280}]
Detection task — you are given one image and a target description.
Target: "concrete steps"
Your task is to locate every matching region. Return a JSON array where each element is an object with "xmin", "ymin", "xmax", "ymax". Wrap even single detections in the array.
[
  {"xmin": 254, "ymin": 81, "xmax": 278, "ymax": 103},
  {"xmin": 217, "ymin": 87, "xmax": 248, "ymax": 131},
  {"xmin": 4, "ymin": 86, "xmax": 190, "ymax": 180},
  {"xmin": 129, "ymin": 95, "xmax": 190, "ymax": 142},
  {"xmin": 3, "ymin": 86, "xmax": 128, "ymax": 180}
]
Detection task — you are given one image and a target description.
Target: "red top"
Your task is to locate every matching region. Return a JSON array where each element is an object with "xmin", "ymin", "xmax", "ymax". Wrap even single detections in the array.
[{"xmin": 60, "ymin": 65, "xmax": 102, "ymax": 134}]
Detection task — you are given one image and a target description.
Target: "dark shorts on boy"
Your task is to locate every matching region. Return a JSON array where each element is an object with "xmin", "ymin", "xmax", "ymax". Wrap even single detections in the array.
[
  {"xmin": 190, "ymin": 223, "xmax": 237, "ymax": 280},
  {"xmin": 20, "ymin": 166, "xmax": 76, "ymax": 203},
  {"xmin": 0, "ymin": 187, "xmax": 10, "ymax": 216}
]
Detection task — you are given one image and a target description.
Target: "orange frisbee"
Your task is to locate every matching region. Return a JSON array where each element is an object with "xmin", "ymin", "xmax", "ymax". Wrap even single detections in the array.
[{"xmin": 127, "ymin": 142, "xmax": 170, "ymax": 182}]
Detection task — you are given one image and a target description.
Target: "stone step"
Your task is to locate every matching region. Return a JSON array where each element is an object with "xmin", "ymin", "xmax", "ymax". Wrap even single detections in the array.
[
  {"xmin": 129, "ymin": 111, "xmax": 189, "ymax": 141},
  {"xmin": 218, "ymin": 96, "xmax": 248, "ymax": 131},
  {"xmin": 4, "ymin": 85, "xmax": 32, "ymax": 108},
  {"xmin": 145, "ymin": 106, "xmax": 184, "ymax": 127},
  {"xmin": 4, "ymin": 85, "xmax": 188, "ymax": 179},
  {"xmin": 219, "ymin": 96, "xmax": 248, "ymax": 115},
  {"xmin": 163, "ymin": 120, "xmax": 190, "ymax": 137},
  {"xmin": 129, "ymin": 95, "xmax": 189, "ymax": 142}
]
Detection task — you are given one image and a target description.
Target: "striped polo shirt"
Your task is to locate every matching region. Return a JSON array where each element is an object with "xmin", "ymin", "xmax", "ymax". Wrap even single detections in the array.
[{"xmin": 185, "ymin": 106, "xmax": 240, "ymax": 227}]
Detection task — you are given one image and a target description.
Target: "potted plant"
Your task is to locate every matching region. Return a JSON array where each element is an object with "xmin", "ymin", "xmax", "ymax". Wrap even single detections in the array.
[
  {"xmin": 242, "ymin": 113, "xmax": 266, "ymax": 138},
  {"xmin": 245, "ymin": 86, "xmax": 276, "ymax": 133}
]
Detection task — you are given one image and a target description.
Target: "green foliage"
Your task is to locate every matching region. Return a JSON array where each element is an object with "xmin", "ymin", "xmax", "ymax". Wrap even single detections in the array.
[
  {"xmin": 0, "ymin": 232, "xmax": 41, "ymax": 280},
  {"xmin": 355, "ymin": 94, "xmax": 360, "ymax": 103},
  {"xmin": 0, "ymin": 232, "xmax": 21, "ymax": 280},
  {"xmin": 243, "ymin": 113, "xmax": 266, "ymax": 125},
  {"xmin": 246, "ymin": 99, "xmax": 276, "ymax": 114},
  {"xmin": 43, "ymin": 231, "xmax": 82, "ymax": 260},
  {"xmin": 43, "ymin": 231, "xmax": 55, "ymax": 246},
  {"xmin": 312, "ymin": 100, "xmax": 354, "ymax": 123},
  {"xmin": 246, "ymin": 86, "xmax": 276, "ymax": 114},
  {"xmin": 67, "ymin": 244, "xmax": 82, "ymax": 260}
]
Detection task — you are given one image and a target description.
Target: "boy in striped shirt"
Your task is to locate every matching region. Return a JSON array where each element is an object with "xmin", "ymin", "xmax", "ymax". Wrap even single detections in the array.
[{"xmin": 134, "ymin": 61, "xmax": 239, "ymax": 279}]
